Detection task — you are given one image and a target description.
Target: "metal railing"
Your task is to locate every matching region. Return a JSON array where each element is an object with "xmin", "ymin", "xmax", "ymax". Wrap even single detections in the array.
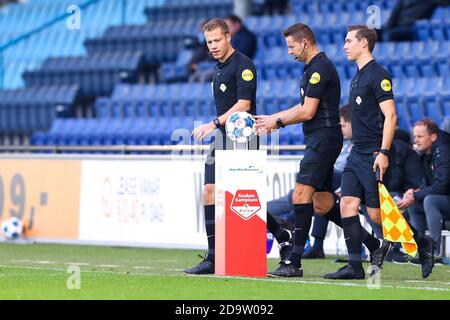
[{"xmin": 0, "ymin": 144, "xmax": 307, "ymax": 154}]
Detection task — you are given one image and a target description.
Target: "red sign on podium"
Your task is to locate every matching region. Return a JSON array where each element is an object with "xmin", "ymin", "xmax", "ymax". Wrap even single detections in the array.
[
  {"xmin": 215, "ymin": 150, "xmax": 267, "ymax": 277},
  {"xmin": 230, "ymin": 190, "xmax": 262, "ymax": 220}
]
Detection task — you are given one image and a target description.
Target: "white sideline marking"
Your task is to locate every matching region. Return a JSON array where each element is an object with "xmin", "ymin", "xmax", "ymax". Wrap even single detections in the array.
[
  {"xmin": 65, "ymin": 262, "xmax": 91, "ymax": 266},
  {"xmin": 201, "ymin": 274, "xmax": 450, "ymax": 292},
  {"xmin": 0, "ymin": 265, "xmax": 136, "ymax": 275},
  {"xmin": 166, "ymin": 268, "xmax": 184, "ymax": 272},
  {"xmin": 406, "ymin": 280, "xmax": 450, "ymax": 285},
  {"xmin": 132, "ymin": 266, "xmax": 153, "ymax": 269},
  {"xmin": 98, "ymin": 264, "xmax": 119, "ymax": 268},
  {"xmin": 1, "ymin": 264, "xmax": 449, "ymax": 293},
  {"xmin": 35, "ymin": 261, "xmax": 56, "ymax": 264}
]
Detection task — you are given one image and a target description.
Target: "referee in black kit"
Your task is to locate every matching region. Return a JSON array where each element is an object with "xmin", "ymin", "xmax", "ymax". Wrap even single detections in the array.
[
  {"xmin": 256, "ymin": 23, "xmax": 386, "ymax": 278},
  {"xmin": 185, "ymin": 18, "xmax": 293, "ymax": 275},
  {"xmin": 324, "ymin": 25, "xmax": 435, "ymax": 280}
]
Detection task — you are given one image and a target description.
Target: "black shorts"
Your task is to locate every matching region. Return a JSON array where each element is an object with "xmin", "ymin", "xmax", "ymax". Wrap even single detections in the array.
[
  {"xmin": 341, "ymin": 149, "xmax": 394, "ymax": 208},
  {"xmin": 296, "ymin": 129, "xmax": 343, "ymax": 192},
  {"xmin": 204, "ymin": 128, "xmax": 259, "ymax": 185}
]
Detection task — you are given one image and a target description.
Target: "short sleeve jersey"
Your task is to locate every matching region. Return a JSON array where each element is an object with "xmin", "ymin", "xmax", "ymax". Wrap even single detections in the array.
[
  {"xmin": 300, "ymin": 52, "xmax": 341, "ymax": 136},
  {"xmin": 212, "ymin": 50, "xmax": 257, "ymax": 117},
  {"xmin": 349, "ymin": 60, "xmax": 394, "ymax": 154}
]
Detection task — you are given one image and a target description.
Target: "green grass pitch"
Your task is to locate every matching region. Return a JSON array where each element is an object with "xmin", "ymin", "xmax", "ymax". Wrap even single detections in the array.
[{"xmin": 0, "ymin": 243, "xmax": 449, "ymax": 300}]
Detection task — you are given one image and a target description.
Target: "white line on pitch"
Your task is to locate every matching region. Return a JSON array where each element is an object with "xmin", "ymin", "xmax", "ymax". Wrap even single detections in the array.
[
  {"xmin": 203, "ymin": 274, "xmax": 450, "ymax": 292},
  {"xmin": 1, "ymin": 264, "xmax": 449, "ymax": 293},
  {"xmin": 166, "ymin": 268, "xmax": 184, "ymax": 272},
  {"xmin": 97, "ymin": 264, "xmax": 119, "ymax": 268},
  {"xmin": 405, "ymin": 280, "xmax": 450, "ymax": 285}
]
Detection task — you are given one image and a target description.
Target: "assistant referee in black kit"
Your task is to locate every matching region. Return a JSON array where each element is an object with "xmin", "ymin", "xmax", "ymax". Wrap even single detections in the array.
[{"xmin": 324, "ymin": 25, "xmax": 435, "ymax": 280}]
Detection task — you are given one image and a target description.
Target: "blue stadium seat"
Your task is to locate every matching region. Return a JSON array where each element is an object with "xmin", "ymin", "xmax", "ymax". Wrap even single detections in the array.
[
  {"xmin": 406, "ymin": 95, "xmax": 425, "ymax": 124},
  {"xmin": 389, "ymin": 61, "xmax": 405, "ymax": 79},
  {"xmin": 430, "ymin": 23, "xmax": 447, "ymax": 41},
  {"xmin": 94, "ymin": 97, "xmax": 111, "ymax": 118},
  {"xmin": 423, "ymin": 94, "xmax": 444, "ymax": 125},
  {"xmin": 414, "ymin": 20, "xmax": 430, "ymax": 41},
  {"xmin": 442, "ymin": 94, "xmax": 450, "ymax": 117},
  {"xmin": 395, "ymin": 99, "xmax": 412, "ymax": 131},
  {"xmin": 436, "ymin": 58, "xmax": 449, "ymax": 78}
]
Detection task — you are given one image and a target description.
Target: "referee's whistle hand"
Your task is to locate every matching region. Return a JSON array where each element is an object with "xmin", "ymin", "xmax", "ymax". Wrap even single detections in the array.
[{"xmin": 373, "ymin": 153, "xmax": 389, "ymax": 181}]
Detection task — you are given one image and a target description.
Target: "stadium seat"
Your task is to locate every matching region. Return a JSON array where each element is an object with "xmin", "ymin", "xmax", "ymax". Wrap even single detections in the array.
[
  {"xmin": 405, "ymin": 96, "xmax": 425, "ymax": 124},
  {"xmin": 423, "ymin": 94, "xmax": 444, "ymax": 125},
  {"xmin": 442, "ymin": 94, "xmax": 450, "ymax": 116},
  {"xmin": 395, "ymin": 99, "xmax": 412, "ymax": 131}
]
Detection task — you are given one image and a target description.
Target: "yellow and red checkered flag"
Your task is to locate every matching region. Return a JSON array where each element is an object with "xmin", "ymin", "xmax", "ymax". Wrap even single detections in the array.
[{"xmin": 378, "ymin": 182, "xmax": 418, "ymax": 256}]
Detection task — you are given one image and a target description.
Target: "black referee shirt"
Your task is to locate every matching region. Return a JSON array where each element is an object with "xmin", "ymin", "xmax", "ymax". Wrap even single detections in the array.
[
  {"xmin": 300, "ymin": 52, "xmax": 341, "ymax": 137},
  {"xmin": 212, "ymin": 50, "xmax": 257, "ymax": 117},
  {"xmin": 349, "ymin": 60, "xmax": 394, "ymax": 154}
]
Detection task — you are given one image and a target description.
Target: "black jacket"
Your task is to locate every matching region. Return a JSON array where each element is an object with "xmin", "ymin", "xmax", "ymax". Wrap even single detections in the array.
[
  {"xmin": 389, "ymin": 139, "xmax": 424, "ymax": 193},
  {"xmin": 231, "ymin": 26, "xmax": 257, "ymax": 59},
  {"xmin": 414, "ymin": 130, "xmax": 450, "ymax": 201},
  {"xmin": 385, "ymin": 0, "xmax": 438, "ymax": 28}
]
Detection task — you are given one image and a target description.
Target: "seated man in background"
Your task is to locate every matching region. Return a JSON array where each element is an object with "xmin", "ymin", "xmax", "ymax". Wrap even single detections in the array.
[
  {"xmin": 264, "ymin": 0, "xmax": 289, "ymax": 15},
  {"xmin": 268, "ymin": 105, "xmax": 353, "ymax": 258},
  {"xmin": 187, "ymin": 20, "xmax": 216, "ymax": 83},
  {"xmin": 379, "ymin": 0, "xmax": 438, "ymax": 41},
  {"xmin": 397, "ymin": 119, "xmax": 450, "ymax": 258},
  {"xmin": 303, "ymin": 105, "xmax": 353, "ymax": 258},
  {"xmin": 224, "ymin": 15, "xmax": 257, "ymax": 59}
]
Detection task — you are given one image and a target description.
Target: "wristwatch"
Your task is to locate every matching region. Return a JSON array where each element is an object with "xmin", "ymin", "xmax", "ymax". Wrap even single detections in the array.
[
  {"xmin": 276, "ymin": 117, "xmax": 285, "ymax": 129},
  {"xmin": 213, "ymin": 118, "xmax": 221, "ymax": 128},
  {"xmin": 379, "ymin": 149, "xmax": 389, "ymax": 156}
]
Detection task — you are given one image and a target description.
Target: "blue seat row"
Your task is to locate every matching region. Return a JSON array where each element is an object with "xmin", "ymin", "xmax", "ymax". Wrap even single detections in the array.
[
  {"xmin": 111, "ymin": 82, "xmax": 213, "ymax": 101},
  {"xmin": 144, "ymin": 1, "xmax": 232, "ymax": 23},
  {"xmin": 255, "ymin": 58, "xmax": 450, "ymax": 81},
  {"xmin": 415, "ymin": 21, "xmax": 450, "ymax": 41},
  {"xmin": 22, "ymin": 52, "xmax": 144, "ymax": 97},
  {"xmin": 89, "ymin": 78, "xmax": 450, "ymax": 129},
  {"xmin": 84, "ymin": 25, "xmax": 190, "ymax": 64},
  {"xmin": 431, "ymin": 6, "xmax": 450, "ymax": 23},
  {"xmin": 94, "ymin": 97, "xmax": 217, "ymax": 119},
  {"xmin": 106, "ymin": 77, "xmax": 450, "ymax": 104},
  {"xmin": 30, "ymin": 116, "xmax": 304, "ymax": 149},
  {"xmin": 396, "ymin": 94, "xmax": 450, "ymax": 131},
  {"xmin": 31, "ymin": 117, "xmax": 215, "ymax": 147},
  {"xmin": 246, "ymin": 11, "xmax": 389, "ymax": 33},
  {"xmin": 0, "ymin": 85, "xmax": 79, "ymax": 133},
  {"xmin": 1, "ymin": 0, "xmax": 158, "ymax": 89},
  {"xmin": 290, "ymin": 0, "xmax": 394, "ymax": 14}
]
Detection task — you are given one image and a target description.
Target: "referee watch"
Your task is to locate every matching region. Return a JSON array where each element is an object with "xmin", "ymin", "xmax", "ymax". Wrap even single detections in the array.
[
  {"xmin": 213, "ymin": 117, "xmax": 221, "ymax": 128},
  {"xmin": 276, "ymin": 117, "xmax": 285, "ymax": 129},
  {"xmin": 379, "ymin": 148, "xmax": 389, "ymax": 156}
]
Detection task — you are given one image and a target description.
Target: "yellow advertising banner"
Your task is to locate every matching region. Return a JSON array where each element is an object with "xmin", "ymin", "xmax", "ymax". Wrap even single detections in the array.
[{"xmin": 0, "ymin": 159, "xmax": 81, "ymax": 239}]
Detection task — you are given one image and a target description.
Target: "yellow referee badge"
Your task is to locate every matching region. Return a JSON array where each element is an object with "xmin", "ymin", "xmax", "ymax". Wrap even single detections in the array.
[
  {"xmin": 241, "ymin": 69, "xmax": 254, "ymax": 81},
  {"xmin": 381, "ymin": 79, "xmax": 392, "ymax": 91},
  {"xmin": 309, "ymin": 72, "xmax": 321, "ymax": 84}
]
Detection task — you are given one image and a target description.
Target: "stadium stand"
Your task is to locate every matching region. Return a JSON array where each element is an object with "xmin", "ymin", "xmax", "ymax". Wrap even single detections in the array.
[{"xmin": 0, "ymin": 0, "xmax": 448, "ymax": 148}]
